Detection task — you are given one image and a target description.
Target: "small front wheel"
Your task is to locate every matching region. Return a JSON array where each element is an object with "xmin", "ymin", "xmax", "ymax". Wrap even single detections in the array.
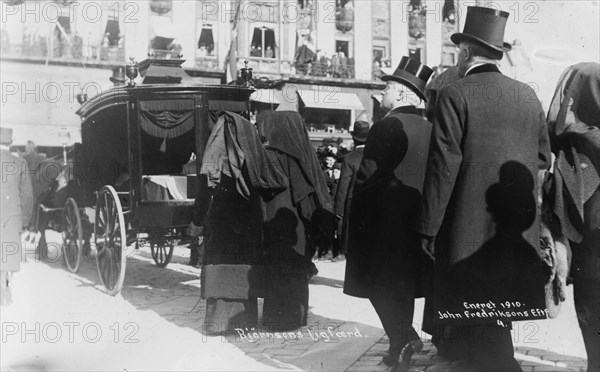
[{"xmin": 150, "ymin": 239, "xmax": 174, "ymax": 268}]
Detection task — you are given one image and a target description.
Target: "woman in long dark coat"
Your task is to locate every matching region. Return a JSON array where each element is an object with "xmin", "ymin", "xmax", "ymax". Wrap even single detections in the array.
[
  {"xmin": 547, "ymin": 62, "xmax": 600, "ymax": 372},
  {"xmin": 197, "ymin": 112, "xmax": 286, "ymax": 334},
  {"xmin": 257, "ymin": 111, "xmax": 334, "ymax": 331}
]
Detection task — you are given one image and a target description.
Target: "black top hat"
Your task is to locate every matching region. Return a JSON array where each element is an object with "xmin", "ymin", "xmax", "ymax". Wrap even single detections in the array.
[
  {"xmin": 381, "ymin": 57, "xmax": 433, "ymax": 101},
  {"xmin": 110, "ymin": 66, "xmax": 127, "ymax": 84},
  {"xmin": 451, "ymin": 6, "xmax": 512, "ymax": 52},
  {"xmin": 351, "ymin": 121, "xmax": 370, "ymax": 142}
]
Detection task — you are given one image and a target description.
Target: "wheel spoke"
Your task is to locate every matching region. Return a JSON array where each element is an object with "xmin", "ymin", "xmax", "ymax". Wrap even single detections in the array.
[
  {"xmin": 104, "ymin": 248, "xmax": 113, "ymax": 289},
  {"xmin": 110, "ymin": 222, "xmax": 121, "ymax": 238},
  {"xmin": 106, "ymin": 194, "xmax": 113, "ymax": 233}
]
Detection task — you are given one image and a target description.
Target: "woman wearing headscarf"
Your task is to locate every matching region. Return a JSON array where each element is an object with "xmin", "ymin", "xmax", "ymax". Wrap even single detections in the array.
[
  {"xmin": 547, "ymin": 62, "xmax": 600, "ymax": 372},
  {"xmin": 197, "ymin": 111, "xmax": 286, "ymax": 334},
  {"xmin": 256, "ymin": 111, "xmax": 334, "ymax": 331}
]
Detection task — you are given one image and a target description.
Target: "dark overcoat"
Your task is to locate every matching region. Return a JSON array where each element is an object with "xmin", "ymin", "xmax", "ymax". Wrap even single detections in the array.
[
  {"xmin": 344, "ymin": 106, "xmax": 432, "ymax": 299},
  {"xmin": 417, "ymin": 64, "xmax": 552, "ymax": 323},
  {"xmin": 333, "ymin": 146, "xmax": 364, "ymax": 254},
  {"xmin": 1, "ymin": 149, "xmax": 33, "ymax": 272}
]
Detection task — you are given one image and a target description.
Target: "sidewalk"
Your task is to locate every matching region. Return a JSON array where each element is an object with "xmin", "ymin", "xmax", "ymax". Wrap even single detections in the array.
[
  {"xmin": 349, "ymin": 336, "xmax": 588, "ymax": 372},
  {"xmin": 0, "ymin": 236, "xmax": 589, "ymax": 371}
]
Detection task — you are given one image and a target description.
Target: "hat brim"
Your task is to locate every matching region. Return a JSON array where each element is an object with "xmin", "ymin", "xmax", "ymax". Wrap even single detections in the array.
[
  {"xmin": 351, "ymin": 133, "xmax": 368, "ymax": 142},
  {"xmin": 451, "ymin": 33, "xmax": 512, "ymax": 52},
  {"xmin": 110, "ymin": 77, "xmax": 126, "ymax": 83},
  {"xmin": 381, "ymin": 74, "xmax": 428, "ymax": 102}
]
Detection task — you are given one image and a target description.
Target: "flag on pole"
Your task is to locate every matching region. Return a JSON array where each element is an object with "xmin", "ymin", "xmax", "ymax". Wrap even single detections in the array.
[{"xmin": 225, "ymin": 0, "xmax": 242, "ymax": 83}]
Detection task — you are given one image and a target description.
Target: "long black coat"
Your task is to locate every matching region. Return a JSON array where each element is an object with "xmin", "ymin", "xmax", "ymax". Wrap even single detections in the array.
[
  {"xmin": 334, "ymin": 146, "xmax": 364, "ymax": 254},
  {"xmin": 344, "ymin": 106, "xmax": 432, "ymax": 299},
  {"xmin": 417, "ymin": 64, "xmax": 551, "ymax": 324}
]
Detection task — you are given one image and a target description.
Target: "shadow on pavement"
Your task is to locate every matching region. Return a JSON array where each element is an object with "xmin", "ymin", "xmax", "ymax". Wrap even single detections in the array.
[
  {"xmin": 36, "ymin": 242, "xmax": 384, "ymax": 371},
  {"xmin": 309, "ymin": 276, "xmax": 345, "ymax": 289},
  {"xmin": 350, "ymin": 336, "xmax": 589, "ymax": 372}
]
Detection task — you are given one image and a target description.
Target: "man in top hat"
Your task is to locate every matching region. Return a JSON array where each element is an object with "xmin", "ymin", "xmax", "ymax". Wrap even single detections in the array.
[
  {"xmin": 417, "ymin": 6, "xmax": 551, "ymax": 371},
  {"xmin": 1, "ymin": 127, "xmax": 33, "ymax": 306},
  {"xmin": 333, "ymin": 120, "xmax": 370, "ymax": 262},
  {"xmin": 344, "ymin": 56, "xmax": 434, "ymax": 370},
  {"xmin": 110, "ymin": 66, "xmax": 126, "ymax": 87}
]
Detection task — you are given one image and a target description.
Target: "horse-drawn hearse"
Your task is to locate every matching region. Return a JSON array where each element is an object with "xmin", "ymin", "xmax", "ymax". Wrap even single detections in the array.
[{"xmin": 36, "ymin": 58, "xmax": 253, "ymax": 295}]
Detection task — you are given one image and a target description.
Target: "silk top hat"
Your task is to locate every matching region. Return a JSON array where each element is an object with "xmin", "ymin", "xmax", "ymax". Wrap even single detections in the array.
[
  {"xmin": 451, "ymin": 6, "xmax": 512, "ymax": 52},
  {"xmin": 110, "ymin": 66, "xmax": 127, "ymax": 84},
  {"xmin": 381, "ymin": 57, "xmax": 433, "ymax": 101},
  {"xmin": 351, "ymin": 121, "xmax": 370, "ymax": 142},
  {"xmin": 0, "ymin": 127, "xmax": 13, "ymax": 144}
]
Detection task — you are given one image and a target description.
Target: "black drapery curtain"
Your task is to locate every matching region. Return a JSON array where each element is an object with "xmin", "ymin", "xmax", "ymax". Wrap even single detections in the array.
[{"xmin": 139, "ymin": 100, "xmax": 195, "ymax": 140}]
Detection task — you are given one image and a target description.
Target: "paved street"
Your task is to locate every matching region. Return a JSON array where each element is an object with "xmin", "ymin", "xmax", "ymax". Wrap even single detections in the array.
[{"xmin": 0, "ymin": 231, "xmax": 589, "ymax": 372}]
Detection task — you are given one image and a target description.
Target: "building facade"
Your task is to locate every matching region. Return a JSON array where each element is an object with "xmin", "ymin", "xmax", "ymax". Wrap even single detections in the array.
[{"xmin": 2, "ymin": 0, "xmax": 599, "ymax": 146}]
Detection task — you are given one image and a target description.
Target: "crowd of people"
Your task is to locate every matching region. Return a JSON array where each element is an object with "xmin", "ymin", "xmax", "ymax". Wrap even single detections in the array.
[
  {"xmin": 187, "ymin": 6, "xmax": 599, "ymax": 372},
  {"xmin": 1, "ymin": 5, "xmax": 598, "ymax": 372}
]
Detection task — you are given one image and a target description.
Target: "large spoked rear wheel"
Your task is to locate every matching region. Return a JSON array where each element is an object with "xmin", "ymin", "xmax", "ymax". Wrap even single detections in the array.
[
  {"xmin": 150, "ymin": 239, "xmax": 175, "ymax": 268},
  {"xmin": 62, "ymin": 198, "xmax": 83, "ymax": 273},
  {"xmin": 94, "ymin": 186, "xmax": 127, "ymax": 295}
]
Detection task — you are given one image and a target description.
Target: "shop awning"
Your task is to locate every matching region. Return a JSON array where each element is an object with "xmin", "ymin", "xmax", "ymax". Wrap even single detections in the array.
[
  {"xmin": 298, "ymin": 91, "xmax": 364, "ymax": 110},
  {"xmin": 250, "ymin": 89, "xmax": 280, "ymax": 104}
]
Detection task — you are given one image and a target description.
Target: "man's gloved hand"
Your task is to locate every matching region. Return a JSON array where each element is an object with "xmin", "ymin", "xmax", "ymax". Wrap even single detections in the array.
[{"xmin": 189, "ymin": 222, "xmax": 204, "ymax": 238}]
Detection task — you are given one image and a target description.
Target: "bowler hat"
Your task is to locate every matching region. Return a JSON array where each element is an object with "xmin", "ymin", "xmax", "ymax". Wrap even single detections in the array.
[
  {"xmin": 0, "ymin": 127, "xmax": 13, "ymax": 145},
  {"xmin": 110, "ymin": 66, "xmax": 127, "ymax": 84},
  {"xmin": 451, "ymin": 6, "xmax": 512, "ymax": 52},
  {"xmin": 381, "ymin": 57, "xmax": 433, "ymax": 101},
  {"xmin": 351, "ymin": 121, "xmax": 370, "ymax": 142}
]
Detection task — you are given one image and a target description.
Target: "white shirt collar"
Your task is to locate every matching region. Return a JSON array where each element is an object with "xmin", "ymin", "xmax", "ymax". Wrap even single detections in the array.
[{"xmin": 465, "ymin": 62, "xmax": 487, "ymax": 76}]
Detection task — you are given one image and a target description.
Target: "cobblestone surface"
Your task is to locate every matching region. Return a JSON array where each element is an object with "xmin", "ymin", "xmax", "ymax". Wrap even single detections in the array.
[{"xmin": 0, "ymin": 233, "xmax": 590, "ymax": 371}]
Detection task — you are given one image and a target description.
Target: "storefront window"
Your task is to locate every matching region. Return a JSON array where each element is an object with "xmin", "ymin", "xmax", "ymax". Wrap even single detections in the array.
[
  {"xmin": 408, "ymin": 0, "xmax": 426, "ymax": 63},
  {"xmin": 250, "ymin": 26, "xmax": 276, "ymax": 59},
  {"xmin": 3, "ymin": 1, "xmax": 125, "ymax": 64},
  {"xmin": 246, "ymin": 2, "xmax": 279, "ymax": 60},
  {"xmin": 372, "ymin": 0, "xmax": 391, "ymax": 80},
  {"xmin": 99, "ymin": 3, "xmax": 125, "ymax": 63},
  {"xmin": 149, "ymin": 0, "xmax": 181, "ymax": 59},
  {"xmin": 333, "ymin": 0, "xmax": 354, "ymax": 78},
  {"xmin": 441, "ymin": 0, "xmax": 459, "ymax": 67},
  {"xmin": 195, "ymin": 0, "xmax": 218, "ymax": 69}
]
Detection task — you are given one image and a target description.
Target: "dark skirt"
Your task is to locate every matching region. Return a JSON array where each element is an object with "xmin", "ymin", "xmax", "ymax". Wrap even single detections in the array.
[
  {"xmin": 262, "ymin": 260, "xmax": 311, "ymax": 331},
  {"xmin": 201, "ymin": 177, "xmax": 263, "ymax": 333}
]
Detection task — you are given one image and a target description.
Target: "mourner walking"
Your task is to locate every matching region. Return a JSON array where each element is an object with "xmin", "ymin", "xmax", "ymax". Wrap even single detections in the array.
[
  {"xmin": 344, "ymin": 56, "xmax": 434, "ymax": 371},
  {"xmin": 258, "ymin": 111, "xmax": 332, "ymax": 331},
  {"xmin": 417, "ymin": 7, "xmax": 551, "ymax": 371},
  {"xmin": 547, "ymin": 62, "xmax": 600, "ymax": 372},
  {"xmin": 196, "ymin": 112, "xmax": 286, "ymax": 334}
]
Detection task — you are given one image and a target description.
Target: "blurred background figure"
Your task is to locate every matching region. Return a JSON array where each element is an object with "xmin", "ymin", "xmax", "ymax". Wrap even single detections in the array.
[
  {"xmin": 1, "ymin": 127, "xmax": 33, "ymax": 306},
  {"xmin": 110, "ymin": 66, "xmax": 127, "ymax": 87},
  {"xmin": 333, "ymin": 120, "xmax": 370, "ymax": 262}
]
